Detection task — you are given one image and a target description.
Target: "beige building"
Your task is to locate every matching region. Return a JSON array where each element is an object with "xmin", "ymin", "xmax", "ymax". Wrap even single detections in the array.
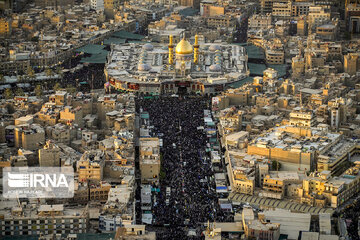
[
  {"xmin": 308, "ymin": 6, "xmax": 331, "ymax": 29},
  {"xmin": 77, "ymin": 156, "xmax": 104, "ymax": 182},
  {"xmin": 300, "ymin": 167, "xmax": 360, "ymax": 208},
  {"xmin": 247, "ymin": 126, "xmax": 341, "ymax": 171},
  {"xmin": 292, "ymin": 2, "xmax": 311, "ymax": 17},
  {"xmin": 248, "ymin": 14, "xmax": 272, "ymax": 31},
  {"xmin": 39, "ymin": 140, "xmax": 61, "ymax": 167},
  {"xmin": 316, "ymin": 24, "xmax": 338, "ymax": 41},
  {"xmin": 0, "ymin": 18, "xmax": 10, "ymax": 35},
  {"xmin": 227, "ymin": 150, "xmax": 255, "ymax": 195},
  {"xmin": 344, "ymin": 53, "xmax": 359, "ymax": 75},
  {"xmin": 297, "ymin": 16, "xmax": 307, "ymax": 36},
  {"xmin": 0, "ymin": 204, "xmax": 88, "ymax": 237},
  {"xmin": 289, "ymin": 109, "xmax": 316, "ymax": 127},
  {"xmin": 14, "ymin": 124, "xmax": 45, "ymax": 151},
  {"xmin": 104, "ymin": 0, "xmax": 121, "ymax": 18},
  {"xmin": 292, "ymin": 55, "xmax": 305, "ymax": 77},
  {"xmin": 115, "ymin": 225, "xmax": 156, "ymax": 240},
  {"xmin": 242, "ymin": 207, "xmax": 280, "ymax": 240},
  {"xmin": 139, "ymin": 138, "xmax": 160, "ymax": 184},
  {"xmin": 266, "ymin": 49, "xmax": 284, "ymax": 64},
  {"xmin": 47, "ymin": 124, "xmax": 72, "ymax": 144},
  {"xmin": 60, "ymin": 106, "xmax": 83, "ymax": 127},
  {"xmin": 200, "ymin": 2, "xmax": 225, "ymax": 17},
  {"xmin": 272, "ymin": 0, "xmax": 292, "ymax": 18},
  {"xmin": 206, "ymin": 15, "xmax": 236, "ymax": 29},
  {"xmin": 49, "ymin": 91, "xmax": 68, "ymax": 106}
]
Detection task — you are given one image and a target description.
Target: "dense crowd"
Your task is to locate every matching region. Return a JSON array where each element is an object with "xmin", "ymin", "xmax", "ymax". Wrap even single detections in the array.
[
  {"xmin": 137, "ymin": 96, "xmax": 225, "ymax": 239},
  {"xmin": 61, "ymin": 63, "xmax": 105, "ymax": 90}
]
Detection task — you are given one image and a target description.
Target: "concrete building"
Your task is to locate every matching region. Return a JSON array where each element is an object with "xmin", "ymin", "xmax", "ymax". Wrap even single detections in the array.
[
  {"xmin": 179, "ymin": 0, "xmax": 200, "ymax": 9},
  {"xmin": 0, "ymin": 203, "xmax": 88, "ymax": 237},
  {"xmin": 49, "ymin": 91, "xmax": 68, "ymax": 106},
  {"xmin": 90, "ymin": 0, "xmax": 104, "ymax": 11},
  {"xmin": 0, "ymin": 18, "xmax": 10, "ymax": 35},
  {"xmin": 200, "ymin": 1, "xmax": 225, "ymax": 17},
  {"xmin": 60, "ymin": 106, "xmax": 83, "ymax": 127},
  {"xmin": 292, "ymin": 55, "xmax": 305, "ymax": 77},
  {"xmin": 39, "ymin": 140, "xmax": 61, "ymax": 167},
  {"xmin": 15, "ymin": 115, "xmax": 34, "ymax": 126},
  {"xmin": 247, "ymin": 126, "xmax": 341, "ymax": 171},
  {"xmin": 258, "ymin": 209, "xmax": 311, "ymax": 240},
  {"xmin": 292, "ymin": 1, "xmax": 311, "ymax": 17},
  {"xmin": 226, "ymin": 150, "xmax": 255, "ymax": 195},
  {"xmin": 308, "ymin": 6, "xmax": 331, "ymax": 30},
  {"xmin": 272, "ymin": 0, "xmax": 292, "ymax": 18},
  {"xmin": 14, "ymin": 124, "xmax": 45, "ymax": 151},
  {"xmin": 345, "ymin": 0, "xmax": 360, "ymax": 33},
  {"xmin": 104, "ymin": 0, "xmax": 121, "ymax": 19},
  {"xmin": 344, "ymin": 53, "xmax": 359, "ymax": 75},
  {"xmin": 77, "ymin": 151, "xmax": 105, "ymax": 181},
  {"xmin": 242, "ymin": 207, "xmax": 280, "ymax": 240},
  {"xmin": 300, "ymin": 164, "xmax": 360, "ymax": 208},
  {"xmin": 139, "ymin": 138, "xmax": 160, "ymax": 184},
  {"xmin": 115, "ymin": 225, "xmax": 156, "ymax": 240},
  {"xmin": 248, "ymin": 14, "xmax": 272, "ymax": 31},
  {"xmin": 289, "ymin": 108, "xmax": 316, "ymax": 127}
]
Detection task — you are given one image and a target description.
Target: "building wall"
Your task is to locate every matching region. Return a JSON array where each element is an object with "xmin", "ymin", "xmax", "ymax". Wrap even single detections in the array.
[
  {"xmin": 78, "ymin": 161, "xmax": 103, "ymax": 181},
  {"xmin": 247, "ymin": 145, "xmax": 312, "ymax": 167},
  {"xmin": 0, "ymin": 215, "xmax": 87, "ymax": 236},
  {"xmin": 39, "ymin": 148, "xmax": 60, "ymax": 167}
]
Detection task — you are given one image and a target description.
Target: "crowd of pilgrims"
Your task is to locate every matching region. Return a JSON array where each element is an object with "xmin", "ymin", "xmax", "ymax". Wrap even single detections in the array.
[{"xmin": 137, "ymin": 96, "xmax": 227, "ymax": 239}]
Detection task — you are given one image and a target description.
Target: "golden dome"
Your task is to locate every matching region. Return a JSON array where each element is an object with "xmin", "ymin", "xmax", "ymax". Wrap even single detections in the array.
[{"xmin": 175, "ymin": 38, "xmax": 193, "ymax": 54}]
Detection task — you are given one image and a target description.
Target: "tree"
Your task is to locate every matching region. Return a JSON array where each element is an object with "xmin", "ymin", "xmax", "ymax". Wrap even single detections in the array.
[
  {"xmin": 34, "ymin": 85, "xmax": 43, "ymax": 97},
  {"xmin": 55, "ymin": 66, "xmax": 63, "ymax": 75},
  {"xmin": 27, "ymin": 66, "xmax": 35, "ymax": 79},
  {"xmin": 66, "ymin": 84, "xmax": 76, "ymax": 94},
  {"xmin": 0, "ymin": 74, "xmax": 4, "ymax": 82},
  {"xmin": 5, "ymin": 103, "xmax": 15, "ymax": 114},
  {"xmin": 17, "ymin": 75, "xmax": 24, "ymax": 83},
  {"xmin": 15, "ymin": 88, "xmax": 25, "ymax": 96},
  {"xmin": 272, "ymin": 160, "xmax": 282, "ymax": 171},
  {"xmin": 4, "ymin": 88, "xmax": 13, "ymax": 99},
  {"xmin": 54, "ymin": 83, "xmax": 61, "ymax": 91},
  {"xmin": 45, "ymin": 67, "xmax": 53, "ymax": 77}
]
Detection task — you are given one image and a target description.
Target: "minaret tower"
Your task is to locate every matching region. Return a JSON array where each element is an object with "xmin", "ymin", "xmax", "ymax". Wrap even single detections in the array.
[
  {"xmin": 168, "ymin": 35, "xmax": 174, "ymax": 65},
  {"xmin": 193, "ymin": 34, "xmax": 199, "ymax": 64}
]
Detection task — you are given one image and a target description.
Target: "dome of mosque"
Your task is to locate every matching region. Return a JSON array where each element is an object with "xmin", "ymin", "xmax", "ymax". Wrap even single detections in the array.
[
  {"xmin": 143, "ymin": 43, "xmax": 154, "ymax": 51},
  {"xmin": 209, "ymin": 64, "xmax": 221, "ymax": 72},
  {"xmin": 138, "ymin": 64, "xmax": 151, "ymax": 71},
  {"xmin": 209, "ymin": 45, "xmax": 221, "ymax": 51},
  {"xmin": 175, "ymin": 38, "xmax": 193, "ymax": 55}
]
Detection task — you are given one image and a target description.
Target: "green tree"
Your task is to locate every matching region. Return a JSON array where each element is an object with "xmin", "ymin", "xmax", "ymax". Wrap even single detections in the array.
[
  {"xmin": 34, "ymin": 85, "xmax": 43, "ymax": 97},
  {"xmin": 272, "ymin": 160, "xmax": 281, "ymax": 171},
  {"xmin": 4, "ymin": 88, "xmax": 13, "ymax": 99},
  {"xmin": 0, "ymin": 74, "xmax": 4, "ymax": 82},
  {"xmin": 54, "ymin": 82, "xmax": 61, "ymax": 91},
  {"xmin": 15, "ymin": 88, "xmax": 25, "ymax": 96}
]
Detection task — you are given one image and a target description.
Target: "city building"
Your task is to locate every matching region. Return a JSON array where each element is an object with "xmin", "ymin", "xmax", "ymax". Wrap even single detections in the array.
[
  {"xmin": 139, "ymin": 138, "xmax": 160, "ymax": 184},
  {"xmin": 0, "ymin": 203, "xmax": 88, "ymax": 237},
  {"xmin": 14, "ymin": 124, "xmax": 45, "ymax": 151},
  {"xmin": 90, "ymin": 0, "xmax": 104, "ymax": 11},
  {"xmin": 39, "ymin": 140, "xmax": 61, "ymax": 167}
]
